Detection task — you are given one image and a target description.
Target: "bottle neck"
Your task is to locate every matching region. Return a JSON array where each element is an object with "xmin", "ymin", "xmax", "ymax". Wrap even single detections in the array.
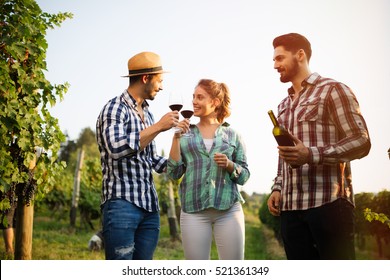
[{"xmin": 268, "ymin": 110, "xmax": 279, "ymax": 127}]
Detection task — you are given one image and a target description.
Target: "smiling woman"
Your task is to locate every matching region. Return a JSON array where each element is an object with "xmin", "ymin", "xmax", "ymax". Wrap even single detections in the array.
[{"xmin": 167, "ymin": 78, "xmax": 250, "ymax": 260}]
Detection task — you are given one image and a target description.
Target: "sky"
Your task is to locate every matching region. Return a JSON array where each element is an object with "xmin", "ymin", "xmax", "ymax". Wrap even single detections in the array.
[{"xmin": 36, "ymin": 0, "xmax": 390, "ymax": 196}]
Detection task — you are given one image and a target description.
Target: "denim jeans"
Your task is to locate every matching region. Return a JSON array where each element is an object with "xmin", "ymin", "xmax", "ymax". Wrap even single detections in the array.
[{"xmin": 102, "ymin": 199, "xmax": 160, "ymax": 260}]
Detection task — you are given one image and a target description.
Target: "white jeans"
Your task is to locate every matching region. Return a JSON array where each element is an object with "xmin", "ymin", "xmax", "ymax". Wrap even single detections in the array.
[{"xmin": 180, "ymin": 202, "xmax": 245, "ymax": 260}]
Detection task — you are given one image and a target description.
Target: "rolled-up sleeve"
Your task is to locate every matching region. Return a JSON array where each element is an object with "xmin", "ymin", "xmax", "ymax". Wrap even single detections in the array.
[
  {"xmin": 230, "ymin": 133, "xmax": 250, "ymax": 185},
  {"xmin": 167, "ymin": 158, "xmax": 185, "ymax": 180}
]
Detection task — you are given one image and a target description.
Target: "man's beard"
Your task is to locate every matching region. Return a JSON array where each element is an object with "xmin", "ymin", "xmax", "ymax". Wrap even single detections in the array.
[
  {"xmin": 144, "ymin": 83, "xmax": 157, "ymax": 100},
  {"xmin": 280, "ymin": 58, "xmax": 299, "ymax": 83}
]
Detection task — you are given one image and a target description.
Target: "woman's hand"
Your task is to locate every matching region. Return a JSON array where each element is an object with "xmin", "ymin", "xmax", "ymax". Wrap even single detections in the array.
[
  {"xmin": 214, "ymin": 153, "xmax": 234, "ymax": 173},
  {"xmin": 174, "ymin": 119, "xmax": 190, "ymax": 138}
]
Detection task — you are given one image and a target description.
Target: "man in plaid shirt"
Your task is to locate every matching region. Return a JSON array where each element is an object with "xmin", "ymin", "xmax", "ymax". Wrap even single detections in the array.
[
  {"xmin": 96, "ymin": 52, "xmax": 179, "ymax": 260},
  {"xmin": 267, "ymin": 33, "xmax": 371, "ymax": 259}
]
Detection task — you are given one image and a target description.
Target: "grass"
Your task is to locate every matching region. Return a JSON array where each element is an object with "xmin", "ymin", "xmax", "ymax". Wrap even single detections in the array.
[
  {"xmin": 0, "ymin": 206, "xmax": 285, "ymax": 260},
  {"xmin": 31, "ymin": 216, "xmax": 104, "ymax": 260},
  {"xmin": 244, "ymin": 209, "xmax": 285, "ymax": 260}
]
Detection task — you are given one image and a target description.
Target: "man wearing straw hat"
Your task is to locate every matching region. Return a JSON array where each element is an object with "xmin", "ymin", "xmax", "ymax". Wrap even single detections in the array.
[{"xmin": 96, "ymin": 52, "xmax": 181, "ymax": 260}]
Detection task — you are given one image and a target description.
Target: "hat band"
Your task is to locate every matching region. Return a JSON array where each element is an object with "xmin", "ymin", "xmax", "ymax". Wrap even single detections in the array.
[{"xmin": 128, "ymin": 66, "xmax": 163, "ymax": 75}]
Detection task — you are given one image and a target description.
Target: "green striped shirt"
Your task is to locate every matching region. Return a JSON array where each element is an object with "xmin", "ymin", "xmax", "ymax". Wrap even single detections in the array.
[{"xmin": 167, "ymin": 123, "xmax": 250, "ymax": 213}]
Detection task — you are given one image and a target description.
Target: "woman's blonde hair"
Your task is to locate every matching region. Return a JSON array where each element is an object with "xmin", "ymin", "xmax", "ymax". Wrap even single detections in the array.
[{"xmin": 196, "ymin": 79, "xmax": 231, "ymax": 123}]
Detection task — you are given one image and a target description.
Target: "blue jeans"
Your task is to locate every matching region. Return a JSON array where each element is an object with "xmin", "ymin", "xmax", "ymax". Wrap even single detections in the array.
[{"xmin": 102, "ymin": 199, "xmax": 160, "ymax": 260}]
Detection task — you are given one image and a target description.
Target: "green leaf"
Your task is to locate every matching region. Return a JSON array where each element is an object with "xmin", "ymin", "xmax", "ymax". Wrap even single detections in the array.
[{"xmin": 0, "ymin": 1, "xmax": 72, "ymax": 205}]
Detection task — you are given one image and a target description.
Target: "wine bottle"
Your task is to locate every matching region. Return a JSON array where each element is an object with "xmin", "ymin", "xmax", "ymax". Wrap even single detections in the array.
[
  {"xmin": 268, "ymin": 110, "xmax": 299, "ymax": 168},
  {"xmin": 268, "ymin": 110, "xmax": 295, "ymax": 146}
]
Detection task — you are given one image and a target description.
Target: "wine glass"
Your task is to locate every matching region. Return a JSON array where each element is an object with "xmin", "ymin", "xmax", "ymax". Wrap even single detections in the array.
[
  {"xmin": 180, "ymin": 97, "xmax": 194, "ymax": 137},
  {"xmin": 168, "ymin": 91, "xmax": 183, "ymax": 133}
]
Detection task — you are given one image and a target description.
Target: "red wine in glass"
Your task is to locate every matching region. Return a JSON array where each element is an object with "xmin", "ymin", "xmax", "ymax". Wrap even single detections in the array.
[
  {"xmin": 169, "ymin": 92, "xmax": 183, "ymax": 132},
  {"xmin": 169, "ymin": 104, "xmax": 183, "ymax": 111},
  {"xmin": 181, "ymin": 110, "xmax": 194, "ymax": 119},
  {"xmin": 181, "ymin": 109, "xmax": 194, "ymax": 137}
]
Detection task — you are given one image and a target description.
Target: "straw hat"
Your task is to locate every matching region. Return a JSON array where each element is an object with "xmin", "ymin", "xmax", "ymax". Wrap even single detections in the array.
[{"xmin": 122, "ymin": 51, "xmax": 168, "ymax": 77}]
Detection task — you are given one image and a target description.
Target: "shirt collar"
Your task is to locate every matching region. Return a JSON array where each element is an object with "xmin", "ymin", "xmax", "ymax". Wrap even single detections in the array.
[
  {"xmin": 287, "ymin": 72, "xmax": 321, "ymax": 97},
  {"xmin": 122, "ymin": 89, "xmax": 149, "ymax": 109},
  {"xmin": 303, "ymin": 72, "xmax": 321, "ymax": 87}
]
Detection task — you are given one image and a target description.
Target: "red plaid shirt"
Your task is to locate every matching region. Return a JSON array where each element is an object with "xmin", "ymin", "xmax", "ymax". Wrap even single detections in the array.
[{"xmin": 272, "ymin": 73, "xmax": 371, "ymax": 210}]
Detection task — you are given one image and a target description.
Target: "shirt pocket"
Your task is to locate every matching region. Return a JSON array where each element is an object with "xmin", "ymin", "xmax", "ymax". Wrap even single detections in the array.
[
  {"xmin": 218, "ymin": 137, "xmax": 236, "ymax": 159},
  {"xmin": 297, "ymin": 97, "xmax": 322, "ymax": 122}
]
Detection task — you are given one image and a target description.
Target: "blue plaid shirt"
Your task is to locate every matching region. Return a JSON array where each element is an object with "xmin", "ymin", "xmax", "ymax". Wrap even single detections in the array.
[{"xmin": 96, "ymin": 90, "xmax": 166, "ymax": 212}]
